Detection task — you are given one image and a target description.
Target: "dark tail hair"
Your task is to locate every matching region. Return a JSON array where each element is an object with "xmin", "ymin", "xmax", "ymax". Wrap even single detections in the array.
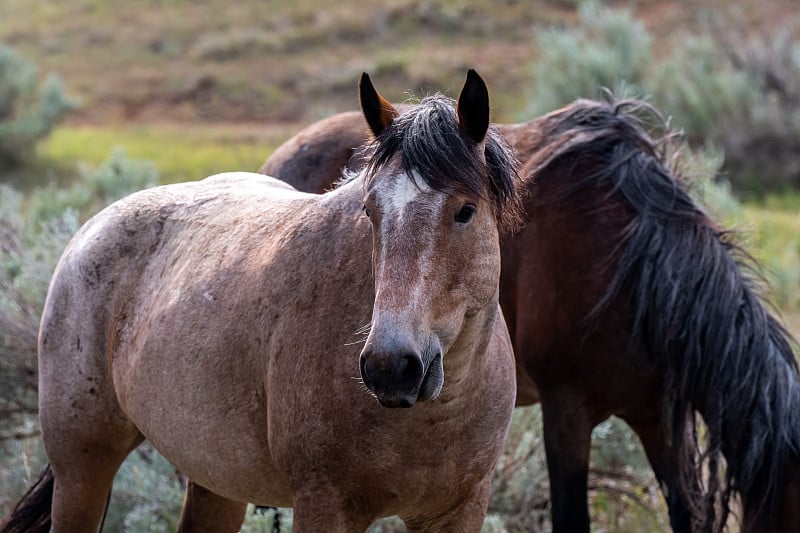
[
  {"xmin": 542, "ymin": 99, "xmax": 800, "ymax": 532},
  {"xmin": 0, "ymin": 464, "xmax": 53, "ymax": 533}
]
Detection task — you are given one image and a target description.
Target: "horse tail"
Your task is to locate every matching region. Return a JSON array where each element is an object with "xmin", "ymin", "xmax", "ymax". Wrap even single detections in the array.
[
  {"xmin": 540, "ymin": 98, "xmax": 800, "ymax": 532},
  {"xmin": 0, "ymin": 464, "xmax": 54, "ymax": 533}
]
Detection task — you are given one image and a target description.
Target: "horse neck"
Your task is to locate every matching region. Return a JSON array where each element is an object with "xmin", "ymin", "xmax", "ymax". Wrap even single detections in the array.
[
  {"xmin": 436, "ymin": 298, "xmax": 502, "ymax": 402},
  {"xmin": 320, "ymin": 171, "xmax": 367, "ymax": 209},
  {"xmin": 497, "ymin": 117, "xmax": 544, "ymax": 162}
]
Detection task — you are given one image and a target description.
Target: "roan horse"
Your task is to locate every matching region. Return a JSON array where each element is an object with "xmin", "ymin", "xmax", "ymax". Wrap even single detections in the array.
[
  {"xmin": 1, "ymin": 70, "xmax": 521, "ymax": 532},
  {"xmin": 259, "ymin": 98, "xmax": 800, "ymax": 532}
]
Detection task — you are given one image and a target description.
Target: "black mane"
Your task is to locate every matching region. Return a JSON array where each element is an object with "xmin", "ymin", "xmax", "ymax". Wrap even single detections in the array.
[
  {"xmin": 539, "ymin": 98, "xmax": 800, "ymax": 532},
  {"xmin": 364, "ymin": 94, "xmax": 522, "ymax": 230}
]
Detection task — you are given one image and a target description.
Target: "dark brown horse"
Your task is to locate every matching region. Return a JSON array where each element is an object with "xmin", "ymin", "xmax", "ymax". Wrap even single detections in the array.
[
  {"xmin": 1, "ymin": 71, "xmax": 521, "ymax": 533},
  {"xmin": 259, "ymin": 99, "xmax": 800, "ymax": 532}
]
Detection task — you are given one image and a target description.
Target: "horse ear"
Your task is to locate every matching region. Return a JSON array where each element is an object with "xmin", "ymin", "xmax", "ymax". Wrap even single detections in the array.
[
  {"xmin": 457, "ymin": 69, "xmax": 490, "ymax": 144},
  {"xmin": 359, "ymin": 72, "xmax": 399, "ymax": 138}
]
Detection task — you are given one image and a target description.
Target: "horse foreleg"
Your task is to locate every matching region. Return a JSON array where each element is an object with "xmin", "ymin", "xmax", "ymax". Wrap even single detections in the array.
[
  {"xmin": 177, "ymin": 481, "xmax": 247, "ymax": 533},
  {"xmin": 540, "ymin": 389, "xmax": 595, "ymax": 533},
  {"xmin": 49, "ymin": 439, "xmax": 141, "ymax": 533},
  {"xmin": 403, "ymin": 474, "xmax": 492, "ymax": 533},
  {"xmin": 625, "ymin": 412, "xmax": 695, "ymax": 533}
]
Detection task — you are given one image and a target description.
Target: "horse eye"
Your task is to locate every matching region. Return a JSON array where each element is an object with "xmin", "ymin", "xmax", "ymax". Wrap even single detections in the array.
[
  {"xmin": 455, "ymin": 204, "xmax": 476, "ymax": 224},
  {"xmin": 363, "ymin": 204, "xmax": 371, "ymax": 218}
]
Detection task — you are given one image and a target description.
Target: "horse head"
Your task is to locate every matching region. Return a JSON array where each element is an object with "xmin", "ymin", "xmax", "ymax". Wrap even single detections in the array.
[{"xmin": 356, "ymin": 70, "xmax": 520, "ymax": 408}]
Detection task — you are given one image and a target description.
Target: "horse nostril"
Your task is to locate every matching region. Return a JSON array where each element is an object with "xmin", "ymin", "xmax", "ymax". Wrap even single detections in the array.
[
  {"xmin": 359, "ymin": 354, "xmax": 372, "ymax": 388},
  {"xmin": 399, "ymin": 353, "xmax": 424, "ymax": 391},
  {"xmin": 359, "ymin": 351, "xmax": 425, "ymax": 394},
  {"xmin": 358, "ymin": 346, "xmax": 427, "ymax": 407}
]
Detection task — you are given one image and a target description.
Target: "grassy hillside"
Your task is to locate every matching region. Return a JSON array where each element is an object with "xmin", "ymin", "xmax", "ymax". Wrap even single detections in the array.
[
  {"xmin": 1, "ymin": 0, "xmax": 795, "ymax": 126},
  {"xmin": 40, "ymin": 123, "xmax": 291, "ymax": 184}
]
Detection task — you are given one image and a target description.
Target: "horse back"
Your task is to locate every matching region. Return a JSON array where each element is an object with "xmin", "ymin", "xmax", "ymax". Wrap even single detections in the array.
[
  {"xmin": 40, "ymin": 172, "xmax": 312, "ymax": 363},
  {"xmin": 258, "ymin": 104, "xmax": 415, "ymax": 193}
]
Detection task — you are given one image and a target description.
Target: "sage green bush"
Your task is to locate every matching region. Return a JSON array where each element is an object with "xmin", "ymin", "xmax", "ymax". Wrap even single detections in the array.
[
  {"xmin": 0, "ymin": 45, "xmax": 75, "ymax": 168},
  {"xmin": 527, "ymin": 2, "xmax": 650, "ymax": 116},
  {"xmin": 0, "ymin": 152, "xmax": 158, "ymax": 517},
  {"xmin": 527, "ymin": 1, "xmax": 800, "ymax": 193}
]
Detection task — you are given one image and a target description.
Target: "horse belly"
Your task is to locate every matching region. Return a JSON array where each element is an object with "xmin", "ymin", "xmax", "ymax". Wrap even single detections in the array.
[
  {"xmin": 156, "ymin": 427, "xmax": 293, "ymax": 507},
  {"xmin": 113, "ymin": 344, "xmax": 294, "ymax": 507}
]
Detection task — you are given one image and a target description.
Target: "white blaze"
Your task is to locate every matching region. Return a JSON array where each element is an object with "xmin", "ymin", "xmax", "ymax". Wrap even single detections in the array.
[
  {"xmin": 374, "ymin": 170, "xmax": 445, "ymax": 314},
  {"xmin": 383, "ymin": 171, "xmax": 432, "ymax": 218}
]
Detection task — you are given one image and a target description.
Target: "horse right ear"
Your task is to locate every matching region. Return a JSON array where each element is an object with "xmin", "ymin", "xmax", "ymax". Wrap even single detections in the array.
[{"xmin": 359, "ymin": 72, "xmax": 398, "ymax": 138}]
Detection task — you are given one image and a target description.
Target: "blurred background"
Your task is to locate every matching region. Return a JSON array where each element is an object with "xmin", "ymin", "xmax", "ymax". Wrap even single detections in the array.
[{"xmin": 1, "ymin": 0, "xmax": 798, "ymax": 531}]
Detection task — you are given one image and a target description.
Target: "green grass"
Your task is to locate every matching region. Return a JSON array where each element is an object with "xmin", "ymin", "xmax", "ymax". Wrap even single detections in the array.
[
  {"xmin": 753, "ymin": 191, "xmax": 800, "ymax": 211},
  {"xmin": 38, "ymin": 124, "xmax": 289, "ymax": 185},
  {"xmin": 739, "ymin": 205, "xmax": 800, "ymax": 316}
]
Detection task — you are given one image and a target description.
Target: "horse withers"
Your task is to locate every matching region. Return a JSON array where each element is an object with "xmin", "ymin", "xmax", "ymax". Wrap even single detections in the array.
[
  {"xmin": 1, "ymin": 70, "xmax": 520, "ymax": 532},
  {"xmin": 257, "ymin": 99, "xmax": 800, "ymax": 533}
]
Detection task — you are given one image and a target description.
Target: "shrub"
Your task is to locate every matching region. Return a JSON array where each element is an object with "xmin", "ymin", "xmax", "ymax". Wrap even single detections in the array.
[
  {"xmin": 0, "ymin": 151, "xmax": 163, "ymax": 521},
  {"xmin": 0, "ymin": 186, "xmax": 79, "ymax": 447},
  {"xmin": 190, "ymin": 29, "xmax": 282, "ymax": 61},
  {"xmin": 488, "ymin": 406, "xmax": 550, "ymax": 531},
  {"xmin": 0, "ymin": 45, "xmax": 75, "ymax": 168},
  {"xmin": 651, "ymin": 36, "xmax": 762, "ymax": 142},
  {"xmin": 26, "ymin": 148, "xmax": 159, "ymax": 222},
  {"xmin": 710, "ymin": 20, "xmax": 800, "ymax": 193},
  {"xmin": 527, "ymin": 1, "xmax": 651, "ymax": 117},
  {"xmin": 104, "ymin": 445, "xmax": 184, "ymax": 532},
  {"xmin": 527, "ymin": 3, "xmax": 800, "ymax": 193}
]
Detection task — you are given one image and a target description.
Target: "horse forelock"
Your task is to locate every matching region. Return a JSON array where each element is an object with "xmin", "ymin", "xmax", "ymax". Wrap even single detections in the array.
[
  {"xmin": 533, "ymin": 96, "xmax": 800, "ymax": 532},
  {"xmin": 363, "ymin": 94, "xmax": 523, "ymax": 231}
]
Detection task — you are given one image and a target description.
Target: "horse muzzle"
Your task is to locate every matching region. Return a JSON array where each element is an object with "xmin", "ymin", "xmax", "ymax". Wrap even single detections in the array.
[{"xmin": 359, "ymin": 337, "xmax": 443, "ymax": 408}]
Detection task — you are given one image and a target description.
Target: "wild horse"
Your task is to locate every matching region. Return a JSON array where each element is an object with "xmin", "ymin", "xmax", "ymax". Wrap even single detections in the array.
[
  {"xmin": 1, "ymin": 71, "xmax": 521, "ymax": 532},
  {"xmin": 258, "ymin": 98, "xmax": 800, "ymax": 532}
]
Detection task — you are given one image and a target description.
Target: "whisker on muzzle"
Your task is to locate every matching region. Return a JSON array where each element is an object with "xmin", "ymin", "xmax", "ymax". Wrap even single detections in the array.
[
  {"xmin": 344, "ymin": 321, "xmax": 372, "ymax": 346},
  {"xmin": 351, "ymin": 375, "xmax": 376, "ymax": 398},
  {"xmin": 343, "ymin": 338, "xmax": 368, "ymax": 347},
  {"xmin": 354, "ymin": 321, "xmax": 372, "ymax": 336}
]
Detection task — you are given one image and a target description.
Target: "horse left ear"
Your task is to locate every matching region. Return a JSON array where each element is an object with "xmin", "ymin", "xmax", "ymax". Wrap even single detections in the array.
[
  {"xmin": 359, "ymin": 72, "xmax": 399, "ymax": 138},
  {"xmin": 457, "ymin": 69, "xmax": 490, "ymax": 144}
]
